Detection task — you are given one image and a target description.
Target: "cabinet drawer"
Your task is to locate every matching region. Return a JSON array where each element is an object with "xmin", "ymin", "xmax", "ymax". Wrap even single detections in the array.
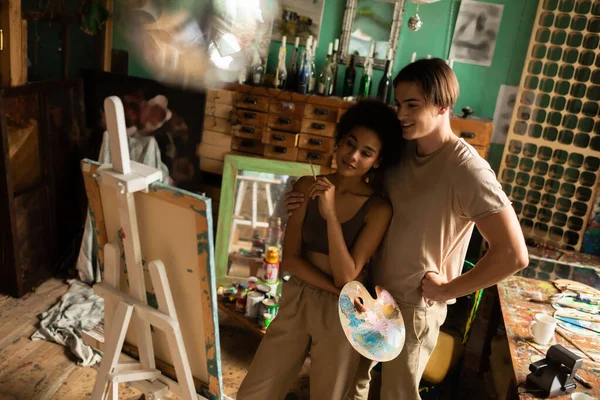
[
  {"xmin": 202, "ymin": 129, "xmax": 232, "ymax": 148},
  {"xmin": 235, "ymin": 93, "xmax": 270, "ymax": 113},
  {"xmin": 304, "ymin": 104, "xmax": 338, "ymax": 122},
  {"xmin": 269, "ymin": 99, "xmax": 306, "ymax": 119},
  {"xmin": 297, "ymin": 133, "xmax": 335, "ymax": 153},
  {"xmin": 203, "ymin": 116, "xmax": 232, "ymax": 134},
  {"xmin": 206, "ymin": 89, "xmax": 235, "ymax": 105},
  {"xmin": 264, "ymin": 145, "xmax": 299, "ymax": 162},
  {"xmin": 296, "ymin": 149, "xmax": 332, "ymax": 166},
  {"xmin": 234, "ymin": 110, "xmax": 268, "ymax": 126},
  {"xmin": 198, "ymin": 143, "xmax": 229, "ymax": 161},
  {"xmin": 231, "ymin": 124, "xmax": 265, "ymax": 140},
  {"xmin": 267, "ymin": 114, "xmax": 303, "ymax": 132},
  {"xmin": 301, "ymin": 118, "xmax": 336, "ymax": 137},
  {"xmin": 262, "ymin": 129, "xmax": 299, "ymax": 147},
  {"xmin": 231, "ymin": 137, "xmax": 265, "ymax": 155},
  {"xmin": 450, "ymin": 118, "xmax": 492, "ymax": 147},
  {"xmin": 205, "ymin": 102, "xmax": 233, "ymax": 119}
]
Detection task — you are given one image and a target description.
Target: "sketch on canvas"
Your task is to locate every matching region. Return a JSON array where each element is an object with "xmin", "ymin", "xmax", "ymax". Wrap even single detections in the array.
[
  {"xmin": 273, "ymin": 0, "xmax": 326, "ymax": 44},
  {"xmin": 338, "ymin": 281, "xmax": 405, "ymax": 362},
  {"xmin": 449, "ymin": 1, "xmax": 504, "ymax": 67},
  {"xmin": 491, "ymin": 85, "xmax": 518, "ymax": 145}
]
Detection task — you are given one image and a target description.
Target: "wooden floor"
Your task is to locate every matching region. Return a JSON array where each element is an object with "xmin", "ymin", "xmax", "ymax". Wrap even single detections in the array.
[{"xmin": 0, "ymin": 278, "xmax": 311, "ymax": 400}]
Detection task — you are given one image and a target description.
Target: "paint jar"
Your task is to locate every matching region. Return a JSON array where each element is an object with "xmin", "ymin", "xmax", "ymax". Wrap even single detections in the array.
[
  {"xmin": 258, "ymin": 297, "xmax": 279, "ymax": 319},
  {"xmin": 245, "ymin": 291, "xmax": 265, "ymax": 319},
  {"xmin": 255, "ymin": 283, "xmax": 271, "ymax": 295},
  {"xmin": 235, "ymin": 283, "xmax": 249, "ymax": 313},
  {"xmin": 259, "ymin": 313, "xmax": 272, "ymax": 330},
  {"xmin": 258, "ymin": 278, "xmax": 279, "ymax": 297},
  {"xmin": 260, "ymin": 246, "xmax": 280, "ymax": 283}
]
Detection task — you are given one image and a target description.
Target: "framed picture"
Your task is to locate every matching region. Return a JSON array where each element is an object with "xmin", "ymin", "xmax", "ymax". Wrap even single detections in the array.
[
  {"xmin": 81, "ymin": 70, "xmax": 206, "ymax": 192},
  {"xmin": 273, "ymin": 0, "xmax": 327, "ymax": 44},
  {"xmin": 449, "ymin": 1, "xmax": 504, "ymax": 67}
]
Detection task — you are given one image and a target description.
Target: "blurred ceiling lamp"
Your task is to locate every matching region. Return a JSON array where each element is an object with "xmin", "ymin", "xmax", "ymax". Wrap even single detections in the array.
[
  {"xmin": 407, "ymin": 0, "xmax": 441, "ymax": 31},
  {"xmin": 120, "ymin": 0, "xmax": 278, "ymax": 90}
]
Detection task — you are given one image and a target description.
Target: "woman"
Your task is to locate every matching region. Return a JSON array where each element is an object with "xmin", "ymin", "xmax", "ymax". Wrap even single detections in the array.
[{"xmin": 237, "ymin": 100, "xmax": 404, "ymax": 400}]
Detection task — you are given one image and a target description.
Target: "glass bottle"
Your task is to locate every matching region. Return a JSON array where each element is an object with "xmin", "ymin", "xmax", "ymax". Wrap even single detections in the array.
[
  {"xmin": 286, "ymin": 36, "xmax": 300, "ymax": 91},
  {"xmin": 274, "ymin": 36, "xmax": 288, "ymax": 89},
  {"xmin": 317, "ymin": 42, "xmax": 334, "ymax": 96},
  {"xmin": 342, "ymin": 55, "xmax": 356, "ymax": 97}
]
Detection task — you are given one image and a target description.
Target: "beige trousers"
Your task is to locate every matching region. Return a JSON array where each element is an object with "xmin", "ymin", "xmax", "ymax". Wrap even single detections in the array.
[
  {"xmin": 346, "ymin": 302, "xmax": 448, "ymax": 400},
  {"xmin": 237, "ymin": 276, "xmax": 362, "ymax": 400}
]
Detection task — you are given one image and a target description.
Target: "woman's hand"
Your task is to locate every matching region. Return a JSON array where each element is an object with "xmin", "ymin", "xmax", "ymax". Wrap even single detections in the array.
[{"xmin": 309, "ymin": 177, "xmax": 337, "ymax": 221}]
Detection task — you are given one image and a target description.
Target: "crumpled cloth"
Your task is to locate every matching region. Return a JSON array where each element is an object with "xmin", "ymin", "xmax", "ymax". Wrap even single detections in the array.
[{"xmin": 31, "ymin": 279, "xmax": 104, "ymax": 366}]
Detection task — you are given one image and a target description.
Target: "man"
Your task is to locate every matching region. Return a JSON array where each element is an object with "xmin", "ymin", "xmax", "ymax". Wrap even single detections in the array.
[{"xmin": 285, "ymin": 58, "xmax": 528, "ymax": 399}]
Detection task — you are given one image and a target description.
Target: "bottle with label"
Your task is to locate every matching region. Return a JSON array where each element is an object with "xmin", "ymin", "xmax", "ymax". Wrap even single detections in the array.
[
  {"xmin": 248, "ymin": 49, "xmax": 264, "ymax": 86},
  {"xmin": 274, "ymin": 36, "xmax": 288, "ymax": 89},
  {"xmin": 251, "ymin": 230, "xmax": 265, "ymax": 256},
  {"xmin": 260, "ymin": 246, "xmax": 280, "ymax": 283},
  {"xmin": 286, "ymin": 37, "xmax": 300, "ymax": 91},
  {"xmin": 358, "ymin": 42, "xmax": 374, "ymax": 98},
  {"xmin": 329, "ymin": 38, "xmax": 340, "ymax": 96},
  {"xmin": 377, "ymin": 52, "xmax": 393, "ymax": 104},
  {"xmin": 309, "ymin": 40, "xmax": 318, "ymax": 94},
  {"xmin": 317, "ymin": 43, "xmax": 334, "ymax": 96},
  {"xmin": 266, "ymin": 217, "xmax": 283, "ymax": 249},
  {"xmin": 342, "ymin": 55, "xmax": 356, "ymax": 97},
  {"xmin": 297, "ymin": 36, "xmax": 313, "ymax": 94}
]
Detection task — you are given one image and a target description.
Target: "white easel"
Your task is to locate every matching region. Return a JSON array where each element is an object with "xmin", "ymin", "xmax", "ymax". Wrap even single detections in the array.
[{"xmin": 90, "ymin": 97, "xmax": 200, "ymax": 400}]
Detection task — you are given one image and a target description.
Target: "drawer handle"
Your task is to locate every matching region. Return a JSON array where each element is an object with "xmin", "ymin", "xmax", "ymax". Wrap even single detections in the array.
[
  {"xmin": 244, "ymin": 112, "xmax": 257, "ymax": 119},
  {"xmin": 308, "ymin": 138, "xmax": 323, "ymax": 146},
  {"xmin": 307, "ymin": 152, "xmax": 321, "ymax": 160},
  {"xmin": 241, "ymin": 126, "xmax": 255, "ymax": 134},
  {"xmin": 243, "ymin": 96, "xmax": 258, "ymax": 104},
  {"xmin": 272, "ymin": 134, "xmax": 286, "ymax": 142},
  {"xmin": 241, "ymin": 139, "xmax": 255, "ymax": 147},
  {"xmin": 312, "ymin": 123, "xmax": 326, "ymax": 130},
  {"xmin": 314, "ymin": 108, "xmax": 328, "ymax": 115},
  {"xmin": 461, "ymin": 132, "xmax": 476, "ymax": 139},
  {"xmin": 274, "ymin": 146, "xmax": 287, "ymax": 154},
  {"xmin": 278, "ymin": 117, "xmax": 292, "ymax": 125}
]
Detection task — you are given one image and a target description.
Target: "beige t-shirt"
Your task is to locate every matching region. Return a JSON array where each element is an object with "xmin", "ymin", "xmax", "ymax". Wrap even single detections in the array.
[{"xmin": 372, "ymin": 139, "xmax": 511, "ymax": 307}]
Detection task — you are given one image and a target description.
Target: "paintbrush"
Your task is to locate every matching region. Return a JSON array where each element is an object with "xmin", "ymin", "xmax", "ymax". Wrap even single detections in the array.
[
  {"xmin": 556, "ymin": 316, "xmax": 600, "ymax": 335},
  {"xmin": 308, "ymin": 157, "xmax": 317, "ymax": 181},
  {"xmin": 523, "ymin": 341, "xmax": 593, "ymax": 389},
  {"xmin": 555, "ymin": 327, "xmax": 599, "ymax": 362}
]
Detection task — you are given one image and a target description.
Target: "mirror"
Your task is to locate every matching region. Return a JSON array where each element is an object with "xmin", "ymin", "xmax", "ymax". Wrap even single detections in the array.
[
  {"xmin": 215, "ymin": 155, "xmax": 320, "ymax": 284},
  {"xmin": 339, "ymin": 0, "xmax": 407, "ymax": 69}
]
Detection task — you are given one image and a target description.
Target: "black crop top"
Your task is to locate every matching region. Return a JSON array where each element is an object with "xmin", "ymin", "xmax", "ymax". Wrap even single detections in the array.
[{"xmin": 301, "ymin": 195, "xmax": 379, "ymax": 255}]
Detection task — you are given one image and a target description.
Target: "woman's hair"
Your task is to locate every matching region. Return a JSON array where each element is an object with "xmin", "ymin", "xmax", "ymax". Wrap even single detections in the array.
[
  {"xmin": 335, "ymin": 99, "xmax": 404, "ymax": 170},
  {"xmin": 393, "ymin": 58, "xmax": 459, "ymax": 109}
]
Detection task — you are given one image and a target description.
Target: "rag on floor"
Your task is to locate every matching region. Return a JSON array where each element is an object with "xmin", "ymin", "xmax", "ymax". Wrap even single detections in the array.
[{"xmin": 31, "ymin": 279, "xmax": 104, "ymax": 366}]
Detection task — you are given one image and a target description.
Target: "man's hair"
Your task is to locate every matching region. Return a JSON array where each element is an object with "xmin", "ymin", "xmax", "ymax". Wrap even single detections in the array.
[{"xmin": 393, "ymin": 58, "xmax": 459, "ymax": 108}]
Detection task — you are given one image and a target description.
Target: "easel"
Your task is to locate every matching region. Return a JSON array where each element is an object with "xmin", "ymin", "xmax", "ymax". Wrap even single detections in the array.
[{"xmin": 90, "ymin": 96, "xmax": 198, "ymax": 400}]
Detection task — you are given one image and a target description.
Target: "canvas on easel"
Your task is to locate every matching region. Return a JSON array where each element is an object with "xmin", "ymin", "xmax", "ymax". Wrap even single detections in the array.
[{"xmin": 81, "ymin": 97, "xmax": 223, "ymax": 399}]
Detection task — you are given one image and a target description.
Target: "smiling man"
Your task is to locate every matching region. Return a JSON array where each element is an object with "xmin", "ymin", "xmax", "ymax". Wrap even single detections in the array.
[{"xmin": 346, "ymin": 58, "xmax": 529, "ymax": 399}]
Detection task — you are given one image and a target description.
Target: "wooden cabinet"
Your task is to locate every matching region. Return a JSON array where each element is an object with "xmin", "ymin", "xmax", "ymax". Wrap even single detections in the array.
[
  {"xmin": 0, "ymin": 80, "xmax": 87, "ymax": 297},
  {"xmin": 450, "ymin": 117, "xmax": 493, "ymax": 159}
]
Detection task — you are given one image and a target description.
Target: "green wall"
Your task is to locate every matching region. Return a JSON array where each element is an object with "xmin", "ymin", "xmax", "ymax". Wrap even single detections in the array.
[{"xmin": 113, "ymin": 0, "xmax": 539, "ymax": 170}]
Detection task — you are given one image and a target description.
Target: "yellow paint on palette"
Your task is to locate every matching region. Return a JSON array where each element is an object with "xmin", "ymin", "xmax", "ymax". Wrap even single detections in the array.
[{"xmin": 338, "ymin": 281, "xmax": 405, "ymax": 362}]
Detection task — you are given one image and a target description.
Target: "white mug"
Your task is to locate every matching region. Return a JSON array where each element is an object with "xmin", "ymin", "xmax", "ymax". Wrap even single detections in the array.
[{"xmin": 529, "ymin": 313, "xmax": 556, "ymax": 345}]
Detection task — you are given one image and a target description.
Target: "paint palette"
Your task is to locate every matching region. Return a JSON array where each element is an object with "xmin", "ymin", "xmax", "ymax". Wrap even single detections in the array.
[{"xmin": 338, "ymin": 281, "xmax": 405, "ymax": 362}]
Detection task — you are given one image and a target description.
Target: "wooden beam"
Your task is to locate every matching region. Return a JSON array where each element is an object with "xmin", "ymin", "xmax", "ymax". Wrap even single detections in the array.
[
  {"xmin": 101, "ymin": 0, "xmax": 114, "ymax": 72},
  {"xmin": 0, "ymin": 0, "xmax": 25, "ymax": 86}
]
